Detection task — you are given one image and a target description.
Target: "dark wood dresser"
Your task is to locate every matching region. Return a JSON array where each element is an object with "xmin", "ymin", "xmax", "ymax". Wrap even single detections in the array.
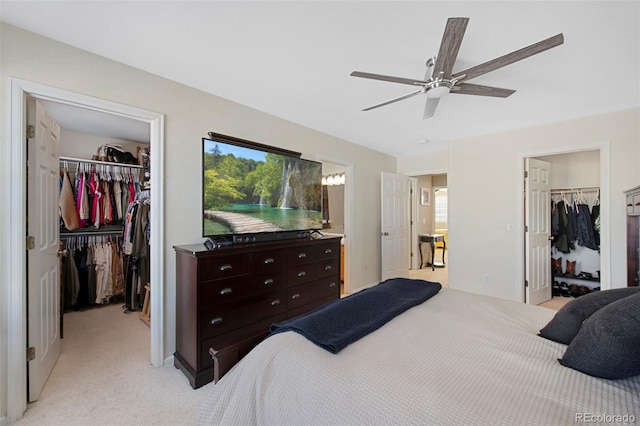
[
  {"xmin": 626, "ymin": 186, "xmax": 640, "ymax": 287},
  {"xmin": 173, "ymin": 236, "xmax": 341, "ymax": 388}
]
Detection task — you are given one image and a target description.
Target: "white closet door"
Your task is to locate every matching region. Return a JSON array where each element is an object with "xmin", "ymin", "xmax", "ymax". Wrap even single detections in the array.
[
  {"xmin": 525, "ymin": 158, "xmax": 552, "ymax": 305},
  {"xmin": 27, "ymin": 99, "xmax": 61, "ymax": 401}
]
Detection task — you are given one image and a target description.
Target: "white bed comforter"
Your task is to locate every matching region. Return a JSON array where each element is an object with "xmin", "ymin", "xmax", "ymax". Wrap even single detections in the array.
[{"xmin": 198, "ymin": 288, "xmax": 640, "ymax": 425}]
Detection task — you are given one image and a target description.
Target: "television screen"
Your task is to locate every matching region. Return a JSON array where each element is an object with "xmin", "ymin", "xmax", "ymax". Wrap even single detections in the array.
[{"xmin": 202, "ymin": 135, "xmax": 322, "ymax": 239}]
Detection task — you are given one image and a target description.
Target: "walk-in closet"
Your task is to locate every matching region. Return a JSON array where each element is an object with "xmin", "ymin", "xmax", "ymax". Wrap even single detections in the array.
[
  {"xmin": 56, "ymin": 115, "xmax": 151, "ymax": 325},
  {"xmin": 29, "ymin": 98, "xmax": 152, "ymax": 354}
]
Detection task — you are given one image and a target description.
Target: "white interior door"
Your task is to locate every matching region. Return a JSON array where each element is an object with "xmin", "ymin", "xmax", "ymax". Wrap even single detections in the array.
[
  {"xmin": 27, "ymin": 99, "xmax": 61, "ymax": 401},
  {"xmin": 525, "ymin": 158, "xmax": 552, "ymax": 305},
  {"xmin": 381, "ymin": 172, "xmax": 410, "ymax": 280}
]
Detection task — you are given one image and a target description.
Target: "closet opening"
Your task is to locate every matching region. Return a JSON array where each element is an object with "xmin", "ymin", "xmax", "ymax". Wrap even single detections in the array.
[
  {"xmin": 29, "ymin": 97, "xmax": 153, "ymax": 400},
  {"xmin": 7, "ymin": 78, "xmax": 163, "ymax": 422},
  {"xmin": 525, "ymin": 149, "xmax": 603, "ymax": 308}
]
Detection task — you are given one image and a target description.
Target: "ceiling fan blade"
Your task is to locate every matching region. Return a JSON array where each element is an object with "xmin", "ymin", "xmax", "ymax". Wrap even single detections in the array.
[
  {"xmin": 432, "ymin": 17, "xmax": 469, "ymax": 79},
  {"xmin": 362, "ymin": 89, "xmax": 424, "ymax": 111},
  {"xmin": 451, "ymin": 83, "xmax": 516, "ymax": 98},
  {"xmin": 351, "ymin": 71, "xmax": 428, "ymax": 86},
  {"xmin": 453, "ymin": 33, "xmax": 564, "ymax": 82},
  {"xmin": 423, "ymin": 97, "xmax": 440, "ymax": 119}
]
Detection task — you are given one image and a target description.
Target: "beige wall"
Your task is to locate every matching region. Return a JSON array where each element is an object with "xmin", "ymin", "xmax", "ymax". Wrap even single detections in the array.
[
  {"xmin": 0, "ymin": 23, "xmax": 396, "ymax": 419},
  {"xmin": 398, "ymin": 108, "xmax": 640, "ymax": 302},
  {"xmin": 416, "ymin": 175, "xmax": 433, "ymax": 235}
]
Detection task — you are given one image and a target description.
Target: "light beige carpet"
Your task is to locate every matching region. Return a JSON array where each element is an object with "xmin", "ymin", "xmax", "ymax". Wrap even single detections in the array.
[
  {"xmin": 409, "ymin": 247, "xmax": 448, "ymax": 287},
  {"xmin": 15, "ymin": 303, "xmax": 213, "ymax": 426}
]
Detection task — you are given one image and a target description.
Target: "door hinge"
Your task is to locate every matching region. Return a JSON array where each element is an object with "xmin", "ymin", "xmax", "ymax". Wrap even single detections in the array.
[
  {"xmin": 524, "ymin": 225, "xmax": 528, "ymax": 232},
  {"xmin": 525, "ymin": 280, "xmax": 529, "ymax": 288},
  {"xmin": 26, "ymin": 235, "xmax": 36, "ymax": 250},
  {"xmin": 27, "ymin": 125, "xmax": 35, "ymax": 138},
  {"xmin": 524, "ymin": 170, "xmax": 528, "ymax": 178},
  {"xmin": 27, "ymin": 346, "xmax": 36, "ymax": 361}
]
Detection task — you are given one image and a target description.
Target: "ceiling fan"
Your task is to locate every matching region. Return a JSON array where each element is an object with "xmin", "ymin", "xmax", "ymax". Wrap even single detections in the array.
[{"xmin": 351, "ymin": 17, "xmax": 564, "ymax": 119}]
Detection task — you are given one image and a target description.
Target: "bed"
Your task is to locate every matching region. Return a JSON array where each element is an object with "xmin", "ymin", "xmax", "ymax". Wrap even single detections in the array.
[{"xmin": 197, "ymin": 281, "xmax": 640, "ymax": 425}]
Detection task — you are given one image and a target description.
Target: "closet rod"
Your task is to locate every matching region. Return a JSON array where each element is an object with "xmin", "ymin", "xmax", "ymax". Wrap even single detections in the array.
[
  {"xmin": 550, "ymin": 186, "xmax": 600, "ymax": 194},
  {"xmin": 59, "ymin": 155, "xmax": 143, "ymax": 169},
  {"xmin": 60, "ymin": 230, "xmax": 123, "ymax": 238}
]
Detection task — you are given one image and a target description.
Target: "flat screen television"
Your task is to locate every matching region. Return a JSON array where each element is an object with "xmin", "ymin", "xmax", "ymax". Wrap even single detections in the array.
[{"xmin": 202, "ymin": 133, "xmax": 322, "ymax": 243}]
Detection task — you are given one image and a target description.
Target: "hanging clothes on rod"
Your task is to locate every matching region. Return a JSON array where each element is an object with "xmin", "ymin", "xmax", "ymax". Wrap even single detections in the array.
[
  {"xmin": 122, "ymin": 192, "xmax": 151, "ymax": 313},
  {"xmin": 551, "ymin": 187, "xmax": 600, "ymax": 253},
  {"xmin": 58, "ymin": 158, "xmax": 143, "ymax": 231},
  {"xmin": 60, "ymin": 234, "xmax": 125, "ymax": 310}
]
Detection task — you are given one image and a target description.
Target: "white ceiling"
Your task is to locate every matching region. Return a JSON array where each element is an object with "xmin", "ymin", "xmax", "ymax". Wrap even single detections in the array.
[
  {"xmin": 38, "ymin": 100, "xmax": 151, "ymax": 143},
  {"xmin": 2, "ymin": 1, "xmax": 639, "ymax": 157}
]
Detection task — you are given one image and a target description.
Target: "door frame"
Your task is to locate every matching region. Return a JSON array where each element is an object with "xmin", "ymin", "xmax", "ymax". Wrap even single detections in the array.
[
  {"xmin": 410, "ymin": 179, "xmax": 418, "ymax": 269},
  {"xmin": 408, "ymin": 168, "xmax": 448, "ymax": 270},
  {"xmin": 7, "ymin": 78, "xmax": 165, "ymax": 421},
  {"xmin": 315, "ymin": 155, "xmax": 353, "ymax": 295},
  {"xmin": 518, "ymin": 142, "xmax": 610, "ymax": 303}
]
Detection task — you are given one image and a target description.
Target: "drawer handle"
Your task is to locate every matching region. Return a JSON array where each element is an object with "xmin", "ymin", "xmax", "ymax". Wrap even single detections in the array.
[
  {"xmin": 298, "ymin": 253, "xmax": 307, "ymax": 259},
  {"xmin": 263, "ymin": 278, "xmax": 274, "ymax": 286},
  {"xmin": 291, "ymin": 293, "xmax": 300, "ymax": 299},
  {"xmin": 324, "ymin": 265, "xmax": 332, "ymax": 271},
  {"xmin": 271, "ymin": 299, "xmax": 281, "ymax": 306},
  {"xmin": 329, "ymin": 282, "xmax": 336, "ymax": 288},
  {"xmin": 636, "ymin": 202, "xmax": 640, "ymax": 206},
  {"xmin": 264, "ymin": 258, "xmax": 275, "ymax": 264},
  {"xmin": 219, "ymin": 288, "xmax": 232, "ymax": 295},
  {"xmin": 210, "ymin": 317, "xmax": 223, "ymax": 326},
  {"xmin": 324, "ymin": 248, "xmax": 332, "ymax": 254},
  {"xmin": 297, "ymin": 271, "xmax": 306, "ymax": 277},
  {"xmin": 219, "ymin": 264, "xmax": 233, "ymax": 271}
]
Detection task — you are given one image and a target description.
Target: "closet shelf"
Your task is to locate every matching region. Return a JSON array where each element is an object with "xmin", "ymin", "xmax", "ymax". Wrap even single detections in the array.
[
  {"xmin": 552, "ymin": 273, "xmax": 600, "ymax": 283},
  {"xmin": 59, "ymin": 155, "xmax": 143, "ymax": 169},
  {"xmin": 60, "ymin": 224, "xmax": 124, "ymax": 237}
]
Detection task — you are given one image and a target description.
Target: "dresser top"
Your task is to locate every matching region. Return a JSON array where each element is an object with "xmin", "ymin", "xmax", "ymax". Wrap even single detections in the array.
[{"xmin": 174, "ymin": 235, "xmax": 341, "ymax": 256}]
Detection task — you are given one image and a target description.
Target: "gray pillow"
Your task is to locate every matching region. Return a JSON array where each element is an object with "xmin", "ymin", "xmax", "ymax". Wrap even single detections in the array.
[
  {"xmin": 539, "ymin": 287, "xmax": 640, "ymax": 344},
  {"xmin": 558, "ymin": 291, "xmax": 640, "ymax": 379}
]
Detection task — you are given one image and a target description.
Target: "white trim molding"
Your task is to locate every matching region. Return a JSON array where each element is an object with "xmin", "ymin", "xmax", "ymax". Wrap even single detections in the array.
[{"xmin": 5, "ymin": 78, "xmax": 164, "ymax": 422}]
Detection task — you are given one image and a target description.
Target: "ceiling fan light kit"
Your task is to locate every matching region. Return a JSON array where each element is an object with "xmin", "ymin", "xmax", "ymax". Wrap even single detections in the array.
[{"xmin": 351, "ymin": 17, "xmax": 564, "ymax": 119}]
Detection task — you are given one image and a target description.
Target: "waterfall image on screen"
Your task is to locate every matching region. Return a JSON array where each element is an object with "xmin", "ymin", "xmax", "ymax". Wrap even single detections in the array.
[{"xmin": 202, "ymin": 138, "xmax": 322, "ymax": 237}]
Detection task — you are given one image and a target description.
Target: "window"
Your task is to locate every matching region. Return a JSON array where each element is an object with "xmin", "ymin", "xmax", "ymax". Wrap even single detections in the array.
[{"xmin": 434, "ymin": 188, "xmax": 448, "ymax": 230}]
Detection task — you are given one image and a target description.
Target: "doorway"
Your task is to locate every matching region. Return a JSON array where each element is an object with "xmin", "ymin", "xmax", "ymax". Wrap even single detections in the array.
[
  {"xmin": 7, "ymin": 78, "xmax": 164, "ymax": 421},
  {"xmin": 409, "ymin": 173, "xmax": 449, "ymax": 287},
  {"xmin": 318, "ymin": 158, "xmax": 353, "ymax": 295},
  {"xmin": 523, "ymin": 149, "xmax": 604, "ymax": 305}
]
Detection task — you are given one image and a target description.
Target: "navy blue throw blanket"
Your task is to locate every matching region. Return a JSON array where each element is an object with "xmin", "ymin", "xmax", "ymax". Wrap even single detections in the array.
[{"xmin": 269, "ymin": 278, "xmax": 441, "ymax": 354}]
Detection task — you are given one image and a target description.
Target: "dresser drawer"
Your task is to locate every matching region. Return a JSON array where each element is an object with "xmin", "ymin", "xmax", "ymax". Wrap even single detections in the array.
[
  {"xmin": 250, "ymin": 271, "xmax": 288, "ymax": 292},
  {"xmin": 199, "ymin": 253, "xmax": 250, "ymax": 280},
  {"xmin": 288, "ymin": 245, "xmax": 317, "ymax": 266},
  {"xmin": 287, "ymin": 276, "xmax": 340, "ymax": 310},
  {"xmin": 200, "ymin": 313, "xmax": 285, "ymax": 369},
  {"xmin": 200, "ymin": 290, "xmax": 286, "ymax": 339},
  {"xmin": 317, "ymin": 242, "xmax": 339, "ymax": 260},
  {"xmin": 317, "ymin": 257, "xmax": 340, "ymax": 278},
  {"xmin": 252, "ymin": 249, "xmax": 287, "ymax": 273},
  {"xmin": 199, "ymin": 275, "xmax": 252, "ymax": 307},
  {"xmin": 288, "ymin": 263, "xmax": 317, "ymax": 286}
]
